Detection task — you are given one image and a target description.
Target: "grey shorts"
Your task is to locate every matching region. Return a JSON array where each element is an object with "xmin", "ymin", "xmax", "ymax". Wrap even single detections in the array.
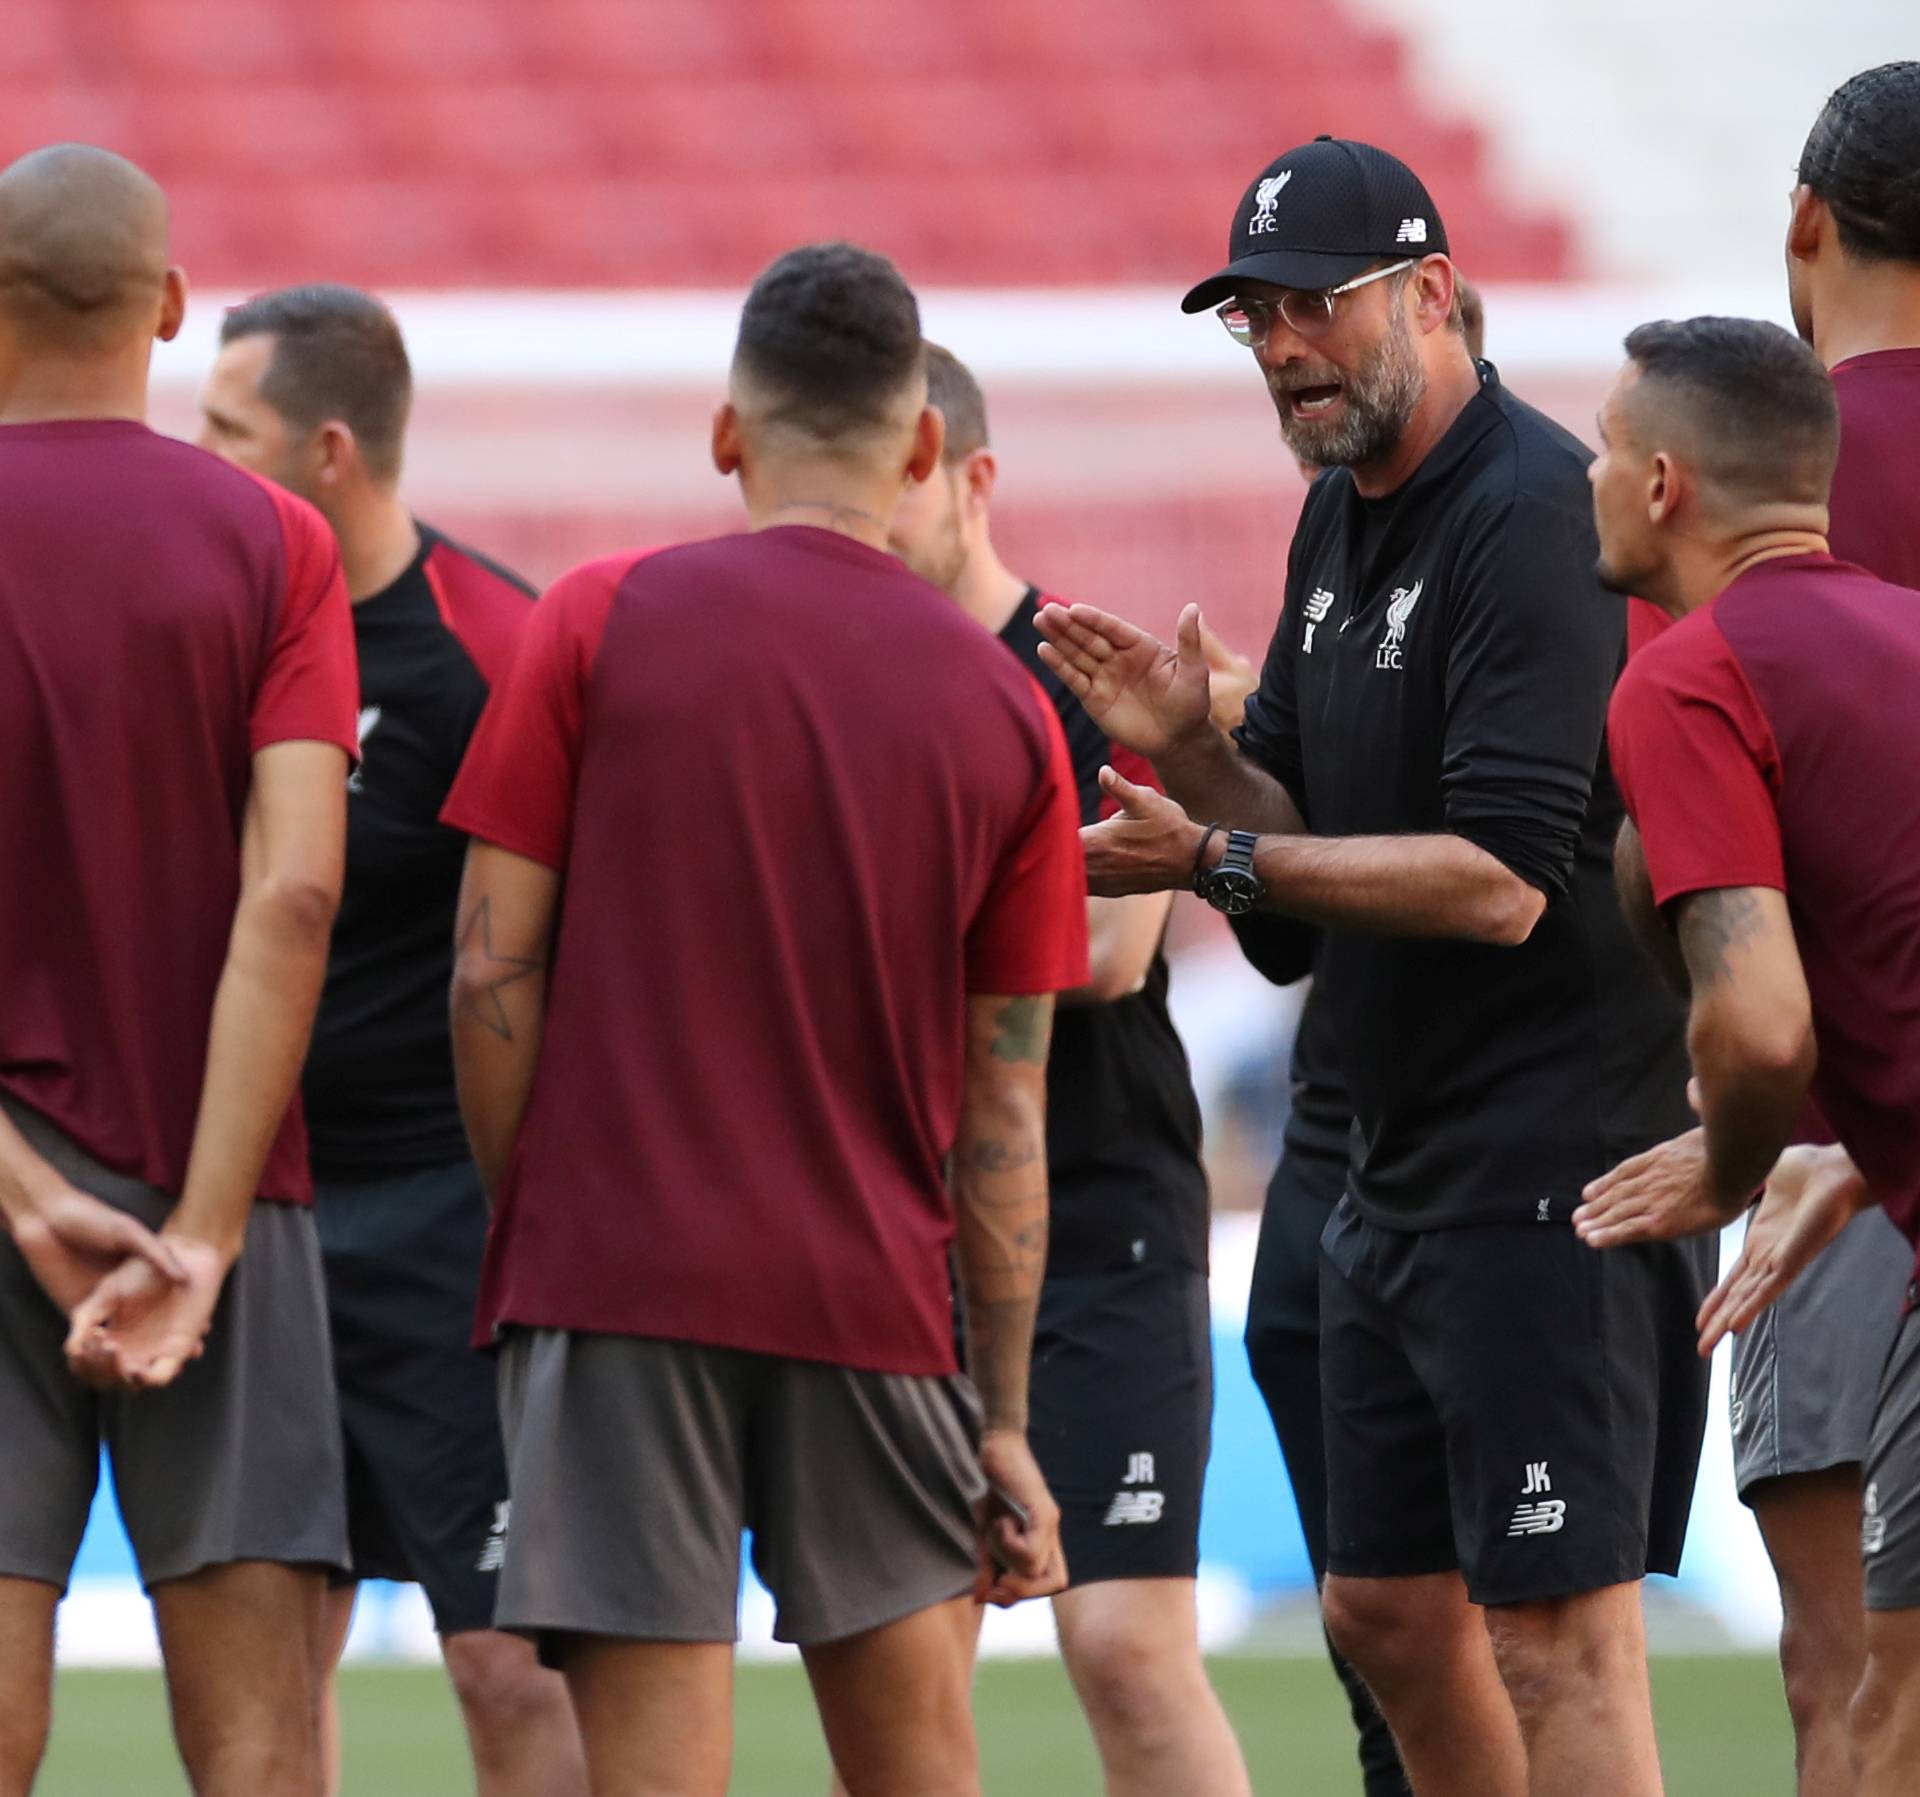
[
  {"xmin": 494, "ymin": 1330, "xmax": 985, "ymax": 1656},
  {"xmin": 1731, "ymin": 1204, "xmax": 1911, "ymax": 1500},
  {"xmin": 1865, "ymin": 1298, "xmax": 1920, "ymax": 1610},
  {"xmin": 0, "ymin": 1096, "xmax": 349, "ymax": 1590}
]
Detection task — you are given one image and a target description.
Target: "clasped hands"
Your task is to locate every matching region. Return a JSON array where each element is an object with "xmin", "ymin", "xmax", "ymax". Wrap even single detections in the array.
[{"xmin": 7, "ymin": 1175, "xmax": 224, "ymax": 1392}]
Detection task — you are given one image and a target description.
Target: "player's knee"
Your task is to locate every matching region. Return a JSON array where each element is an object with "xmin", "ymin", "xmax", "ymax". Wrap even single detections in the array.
[
  {"xmin": 1484, "ymin": 1596, "xmax": 1634, "ymax": 1724},
  {"xmin": 1066, "ymin": 1616, "xmax": 1198, "ymax": 1741},
  {"xmin": 176, "ymin": 1726, "xmax": 323, "ymax": 1797},
  {"xmin": 442, "ymin": 1628, "xmax": 567, "ymax": 1728},
  {"xmin": 1321, "ymin": 1578, "xmax": 1430, "ymax": 1689},
  {"xmin": 1778, "ymin": 1605, "xmax": 1859, "ymax": 1734}
]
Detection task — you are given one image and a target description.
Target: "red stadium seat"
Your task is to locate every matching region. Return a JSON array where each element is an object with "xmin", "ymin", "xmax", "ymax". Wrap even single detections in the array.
[{"xmin": 0, "ymin": 0, "xmax": 1577, "ymax": 288}]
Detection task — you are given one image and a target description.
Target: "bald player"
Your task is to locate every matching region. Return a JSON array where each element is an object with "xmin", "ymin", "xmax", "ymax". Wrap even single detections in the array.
[{"xmin": 0, "ymin": 147, "xmax": 358, "ymax": 1795}]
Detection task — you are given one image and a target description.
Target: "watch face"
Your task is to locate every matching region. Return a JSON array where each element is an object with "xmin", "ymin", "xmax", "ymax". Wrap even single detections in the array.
[{"xmin": 1202, "ymin": 868, "xmax": 1261, "ymax": 916}]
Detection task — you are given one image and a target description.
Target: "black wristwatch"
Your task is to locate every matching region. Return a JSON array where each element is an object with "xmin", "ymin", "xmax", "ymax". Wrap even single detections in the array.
[{"xmin": 1194, "ymin": 827, "xmax": 1262, "ymax": 916}]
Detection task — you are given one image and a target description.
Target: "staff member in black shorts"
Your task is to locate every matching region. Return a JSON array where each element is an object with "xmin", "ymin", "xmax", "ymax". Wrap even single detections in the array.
[
  {"xmin": 198, "ymin": 286, "xmax": 586, "ymax": 1797},
  {"xmin": 1232, "ymin": 283, "xmax": 1487, "ymax": 1797},
  {"xmin": 887, "ymin": 345, "xmax": 1251, "ymax": 1797},
  {"xmin": 1038, "ymin": 138, "xmax": 1710, "ymax": 1797}
]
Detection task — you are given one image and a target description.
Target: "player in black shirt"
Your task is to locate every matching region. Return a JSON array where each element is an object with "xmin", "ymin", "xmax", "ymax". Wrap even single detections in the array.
[
  {"xmin": 887, "ymin": 347, "xmax": 1251, "ymax": 1797},
  {"xmin": 197, "ymin": 287, "xmax": 586, "ymax": 1797},
  {"xmin": 1038, "ymin": 141, "xmax": 1710, "ymax": 1797}
]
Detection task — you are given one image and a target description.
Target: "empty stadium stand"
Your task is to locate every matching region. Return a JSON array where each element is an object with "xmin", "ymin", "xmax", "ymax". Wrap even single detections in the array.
[{"xmin": 1, "ymin": 0, "xmax": 1572, "ymax": 288}]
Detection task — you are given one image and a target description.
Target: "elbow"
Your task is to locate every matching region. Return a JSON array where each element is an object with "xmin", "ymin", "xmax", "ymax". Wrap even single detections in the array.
[
  {"xmin": 1476, "ymin": 875, "xmax": 1548, "ymax": 948},
  {"xmin": 250, "ymin": 870, "xmax": 340, "ymax": 952},
  {"xmin": 1693, "ymin": 1012, "xmax": 1817, "ymax": 1096}
]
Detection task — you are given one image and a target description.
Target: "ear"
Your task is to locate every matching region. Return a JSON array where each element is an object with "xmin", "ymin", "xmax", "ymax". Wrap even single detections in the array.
[
  {"xmin": 1786, "ymin": 185, "xmax": 1826, "ymax": 264},
  {"xmin": 314, "ymin": 420, "xmax": 357, "ymax": 489},
  {"xmin": 1647, "ymin": 450, "xmax": 1681, "ymax": 526},
  {"xmin": 156, "ymin": 267, "xmax": 187, "ymax": 343},
  {"xmin": 906, "ymin": 404, "xmax": 944, "ymax": 486},
  {"xmin": 711, "ymin": 401, "xmax": 742, "ymax": 477},
  {"xmin": 962, "ymin": 447, "xmax": 998, "ymax": 517},
  {"xmin": 1410, "ymin": 255, "xmax": 1457, "ymax": 337}
]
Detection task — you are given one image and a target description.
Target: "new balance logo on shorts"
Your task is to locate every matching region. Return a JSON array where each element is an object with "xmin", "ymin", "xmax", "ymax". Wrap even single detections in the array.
[
  {"xmin": 1104, "ymin": 1452, "xmax": 1165, "ymax": 1526},
  {"xmin": 1508, "ymin": 1461, "xmax": 1566, "ymax": 1536},
  {"xmin": 476, "ymin": 1500, "xmax": 510, "ymax": 1574},
  {"xmin": 1864, "ymin": 1482, "xmax": 1887, "ymax": 1556}
]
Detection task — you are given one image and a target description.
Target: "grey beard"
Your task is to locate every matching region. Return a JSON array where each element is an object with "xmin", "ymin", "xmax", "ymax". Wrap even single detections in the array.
[{"xmin": 1277, "ymin": 314, "xmax": 1427, "ymax": 469}]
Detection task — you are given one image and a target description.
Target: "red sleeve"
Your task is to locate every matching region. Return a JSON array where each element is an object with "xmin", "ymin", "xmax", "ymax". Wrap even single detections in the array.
[
  {"xmin": 1097, "ymin": 742, "xmax": 1164, "ymax": 820},
  {"xmin": 1605, "ymin": 614, "xmax": 1786, "ymax": 907},
  {"xmin": 966, "ymin": 697, "xmax": 1092, "ymax": 994},
  {"xmin": 251, "ymin": 483, "xmax": 358, "ymax": 758},
  {"xmin": 439, "ymin": 555, "xmax": 626, "ymax": 869},
  {"xmin": 424, "ymin": 540, "xmax": 535, "ymax": 690}
]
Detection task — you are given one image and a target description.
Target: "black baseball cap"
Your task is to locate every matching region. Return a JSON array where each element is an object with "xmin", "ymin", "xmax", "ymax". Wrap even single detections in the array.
[{"xmin": 1180, "ymin": 136, "xmax": 1449, "ymax": 313}]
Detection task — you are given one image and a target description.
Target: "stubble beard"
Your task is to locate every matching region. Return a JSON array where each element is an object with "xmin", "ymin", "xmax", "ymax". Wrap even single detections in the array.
[{"xmin": 1275, "ymin": 305, "xmax": 1427, "ymax": 470}]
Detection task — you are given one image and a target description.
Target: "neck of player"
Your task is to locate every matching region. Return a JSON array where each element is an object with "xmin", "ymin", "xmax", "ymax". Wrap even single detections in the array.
[
  {"xmin": 335, "ymin": 492, "xmax": 422, "ymax": 604},
  {"xmin": 0, "ymin": 342, "xmax": 153, "ymax": 426},
  {"xmin": 1349, "ymin": 344, "xmax": 1482, "ymax": 501},
  {"xmin": 950, "ymin": 532, "xmax": 1028, "ymax": 637},
  {"xmin": 747, "ymin": 465, "xmax": 900, "ymax": 551},
  {"xmin": 1810, "ymin": 269, "xmax": 1920, "ymax": 371},
  {"xmin": 1655, "ymin": 514, "xmax": 1832, "ymax": 619}
]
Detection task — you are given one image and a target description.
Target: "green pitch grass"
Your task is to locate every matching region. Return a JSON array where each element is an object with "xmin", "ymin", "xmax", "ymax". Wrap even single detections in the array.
[{"xmin": 36, "ymin": 1653, "xmax": 1792, "ymax": 1795}]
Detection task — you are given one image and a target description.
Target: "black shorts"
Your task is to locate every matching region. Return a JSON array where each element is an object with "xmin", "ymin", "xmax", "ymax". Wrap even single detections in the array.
[
  {"xmin": 1320, "ymin": 1198, "xmax": 1713, "ymax": 1607},
  {"xmin": 1027, "ymin": 1264, "xmax": 1211, "ymax": 1587},
  {"xmin": 316, "ymin": 1159, "xmax": 510, "ymax": 1636}
]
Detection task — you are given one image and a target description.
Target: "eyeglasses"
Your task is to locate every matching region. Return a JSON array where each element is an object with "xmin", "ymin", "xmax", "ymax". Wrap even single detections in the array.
[{"xmin": 1216, "ymin": 260, "xmax": 1416, "ymax": 348}]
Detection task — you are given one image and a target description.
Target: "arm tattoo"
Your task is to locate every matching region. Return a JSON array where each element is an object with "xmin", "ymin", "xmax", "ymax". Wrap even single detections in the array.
[
  {"xmin": 454, "ymin": 896, "xmax": 543, "ymax": 1042},
  {"xmin": 989, "ymin": 995, "xmax": 1052, "ymax": 1064},
  {"xmin": 1675, "ymin": 887, "xmax": 1768, "ymax": 991}
]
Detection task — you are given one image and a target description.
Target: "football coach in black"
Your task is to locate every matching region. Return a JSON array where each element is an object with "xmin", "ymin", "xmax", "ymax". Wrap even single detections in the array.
[{"xmin": 1037, "ymin": 138, "xmax": 1710, "ymax": 1796}]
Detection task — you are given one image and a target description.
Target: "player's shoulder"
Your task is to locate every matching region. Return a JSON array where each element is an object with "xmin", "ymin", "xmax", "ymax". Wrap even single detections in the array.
[
  {"xmin": 1613, "ymin": 602, "xmax": 1731, "ymax": 712},
  {"xmin": 420, "ymin": 524, "xmax": 536, "ymax": 603},
  {"xmin": 542, "ymin": 545, "xmax": 665, "ymax": 611},
  {"xmin": 149, "ymin": 437, "xmax": 333, "ymax": 551}
]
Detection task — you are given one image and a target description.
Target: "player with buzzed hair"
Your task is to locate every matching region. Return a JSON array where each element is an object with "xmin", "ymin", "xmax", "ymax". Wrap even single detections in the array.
[
  {"xmin": 1578, "ymin": 311, "xmax": 1920, "ymax": 1797},
  {"xmin": 887, "ymin": 343, "xmax": 1251, "ymax": 1797},
  {"xmin": 442, "ymin": 242, "xmax": 1082, "ymax": 1796},
  {"xmin": 0, "ymin": 145, "xmax": 359, "ymax": 1795}
]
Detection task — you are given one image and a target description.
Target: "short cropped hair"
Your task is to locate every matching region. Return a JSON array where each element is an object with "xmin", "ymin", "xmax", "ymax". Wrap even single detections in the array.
[
  {"xmin": 1799, "ymin": 62, "xmax": 1920, "ymax": 265},
  {"xmin": 1623, "ymin": 316, "xmax": 1840, "ymax": 506},
  {"xmin": 924, "ymin": 343, "xmax": 989, "ymax": 462},
  {"xmin": 733, "ymin": 243, "xmax": 923, "ymax": 447},
  {"xmin": 220, "ymin": 284, "xmax": 411, "ymax": 482},
  {"xmin": 1455, "ymin": 278, "xmax": 1485, "ymax": 360}
]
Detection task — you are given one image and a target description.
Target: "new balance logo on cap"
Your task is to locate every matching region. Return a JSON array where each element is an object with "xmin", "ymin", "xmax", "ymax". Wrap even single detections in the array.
[
  {"xmin": 1396, "ymin": 217, "xmax": 1428, "ymax": 244},
  {"xmin": 1248, "ymin": 171, "xmax": 1292, "ymax": 236}
]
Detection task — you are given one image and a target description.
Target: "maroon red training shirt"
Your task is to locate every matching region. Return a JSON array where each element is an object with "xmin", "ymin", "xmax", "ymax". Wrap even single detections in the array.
[
  {"xmin": 1830, "ymin": 348, "xmax": 1920, "ymax": 588},
  {"xmin": 0, "ymin": 420, "xmax": 358, "ymax": 1205},
  {"xmin": 1608, "ymin": 555, "xmax": 1920, "ymax": 1271},
  {"xmin": 443, "ymin": 526, "xmax": 1090, "ymax": 1374}
]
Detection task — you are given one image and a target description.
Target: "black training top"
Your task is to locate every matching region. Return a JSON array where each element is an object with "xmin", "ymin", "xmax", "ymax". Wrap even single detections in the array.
[
  {"xmin": 1001, "ymin": 589, "xmax": 1211, "ymax": 1275},
  {"xmin": 302, "ymin": 524, "xmax": 535, "ymax": 1180},
  {"xmin": 1229, "ymin": 914, "xmax": 1351, "ymax": 1171},
  {"xmin": 1234, "ymin": 365, "xmax": 1688, "ymax": 1229}
]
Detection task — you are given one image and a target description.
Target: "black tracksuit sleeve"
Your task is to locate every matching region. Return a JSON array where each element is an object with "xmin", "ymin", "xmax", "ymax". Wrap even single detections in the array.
[
  {"xmin": 1230, "ymin": 911, "xmax": 1320, "ymax": 987},
  {"xmin": 1440, "ymin": 493, "xmax": 1620, "ymax": 901}
]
